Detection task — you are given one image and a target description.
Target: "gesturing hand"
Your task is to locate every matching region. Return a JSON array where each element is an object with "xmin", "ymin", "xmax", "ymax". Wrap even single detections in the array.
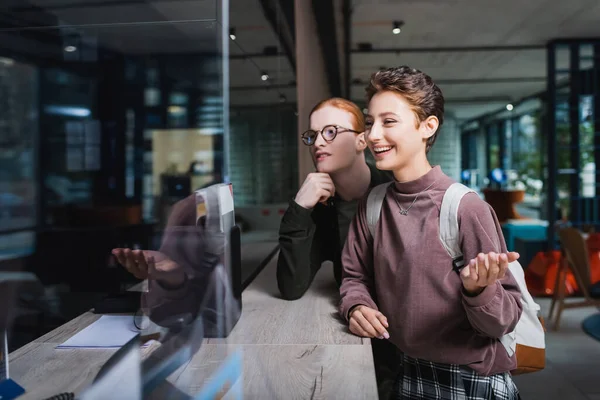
[
  {"xmin": 112, "ymin": 248, "xmax": 186, "ymax": 289},
  {"xmin": 349, "ymin": 305, "xmax": 390, "ymax": 339},
  {"xmin": 461, "ymin": 251, "xmax": 520, "ymax": 295},
  {"xmin": 294, "ymin": 173, "xmax": 335, "ymax": 209}
]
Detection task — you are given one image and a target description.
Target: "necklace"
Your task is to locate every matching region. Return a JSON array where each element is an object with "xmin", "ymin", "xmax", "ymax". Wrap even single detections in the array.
[{"xmin": 393, "ymin": 179, "xmax": 439, "ymax": 216}]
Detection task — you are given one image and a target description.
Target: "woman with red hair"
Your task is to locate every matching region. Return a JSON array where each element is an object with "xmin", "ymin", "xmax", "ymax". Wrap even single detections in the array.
[
  {"xmin": 276, "ymin": 97, "xmax": 395, "ymax": 398},
  {"xmin": 277, "ymin": 97, "xmax": 391, "ymax": 299}
]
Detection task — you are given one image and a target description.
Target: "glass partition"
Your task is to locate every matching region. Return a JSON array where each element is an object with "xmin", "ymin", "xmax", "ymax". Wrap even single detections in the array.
[{"xmin": 0, "ymin": 1, "xmax": 247, "ymax": 398}]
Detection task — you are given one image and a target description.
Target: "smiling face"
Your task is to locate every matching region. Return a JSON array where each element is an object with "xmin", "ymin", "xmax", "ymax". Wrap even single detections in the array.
[
  {"xmin": 365, "ymin": 91, "xmax": 438, "ymax": 175},
  {"xmin": 308, "ymin": 105, "xmax": 366, "ymax": 174}
]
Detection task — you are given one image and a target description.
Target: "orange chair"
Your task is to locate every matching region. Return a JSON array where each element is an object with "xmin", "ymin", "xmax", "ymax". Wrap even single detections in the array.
[
  {"xmin": 548, "ymin": 228, "xmax": 600, "ymax": 330},
  {"xmin": 525, "ymin": 250, "xmax": 578, "ymax": 297}
]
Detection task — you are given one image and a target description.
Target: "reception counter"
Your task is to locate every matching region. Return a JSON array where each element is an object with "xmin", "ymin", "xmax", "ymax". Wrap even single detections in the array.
[{"xmin": 9, "ymin": 256, "xmax": 377, "ymax": 399}]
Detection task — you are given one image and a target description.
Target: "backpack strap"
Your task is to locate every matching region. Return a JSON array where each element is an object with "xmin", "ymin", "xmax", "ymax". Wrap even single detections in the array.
[
  {"xmin": 439, "ymin": 182, "xmax": 476, "ymax": 272},
  {"xmin": 366, "ymin": 182, "xmax": 393, "ymax": 238}
]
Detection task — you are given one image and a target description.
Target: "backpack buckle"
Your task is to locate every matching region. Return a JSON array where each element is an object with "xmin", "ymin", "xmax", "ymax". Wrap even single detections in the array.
[{"xmin": 452, "ymin": 256, "xmax": 464, "ymax": 274}]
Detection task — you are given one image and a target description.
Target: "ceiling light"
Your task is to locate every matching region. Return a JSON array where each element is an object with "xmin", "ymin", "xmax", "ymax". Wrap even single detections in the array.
[
  {"xmin": 229, "ymin": 28, "xmax": 236, "ymax": 41},
  {"xmin": 506, "ymin": 103, "xmax": 514, "ymax": 111},
  {"xmin": 279, "ymin": 94, "xmax": 287, "ymax": 103},
  {"xmin": 64, "ymin": 45, "xmax": 77, "ymax": 53},
  {"xmin": 261, "ymin": 72, "xmax": 269, "ymax": 81},
  {"xmin": 392, "ymin": 21, "xmax": 404, "ymax": 35}
]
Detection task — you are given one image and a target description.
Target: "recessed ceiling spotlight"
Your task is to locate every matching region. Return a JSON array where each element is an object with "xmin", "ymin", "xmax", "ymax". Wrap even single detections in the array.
[
  {"xmin": 506, "ymin": 103, "xmax": 514, "ymax": 111},
  {"xmin": 64, "ymin": 45, "xmax": 77, "ymax": 52},
  {"xmin": 229, "ymin": 28, "xmax": 236, "ymax": 41},
  {"xmin": 392, "ymin": 21, "xmax": 404, "ymax": 35},
  {"xmin": 261, "ymin": 71, "xmax": 269, "ymax": 81}
]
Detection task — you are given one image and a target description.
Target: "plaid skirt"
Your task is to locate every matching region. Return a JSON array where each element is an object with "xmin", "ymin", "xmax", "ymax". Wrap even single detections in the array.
[{"xmin": 391, "ymin": 354, "xmax": 520, "ymax": 400}]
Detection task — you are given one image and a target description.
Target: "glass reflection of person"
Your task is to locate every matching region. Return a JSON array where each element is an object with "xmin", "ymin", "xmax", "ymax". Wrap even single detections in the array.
[{"xmin": 112, "ymin": 194, "xmax": 220, "ymax": 325}]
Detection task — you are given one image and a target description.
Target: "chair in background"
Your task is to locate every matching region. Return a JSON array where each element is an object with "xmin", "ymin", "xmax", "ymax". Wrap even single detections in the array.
[{"xmin": 548, "ymin": 227, "xmax": 600, "ymax": 330}]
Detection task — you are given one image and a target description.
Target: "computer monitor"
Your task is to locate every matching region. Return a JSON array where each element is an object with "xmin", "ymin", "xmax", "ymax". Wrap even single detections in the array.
[
  {"xmin": 77, "ymin": 335, "xmax": 141, "ymax": 400},
  {"xmin": 194, "ymin": 183, "xmax": 241, "ymax": 338},
  {"xmin": 137, "ymin": 183, "xmax": 241, "ymax": 397}
]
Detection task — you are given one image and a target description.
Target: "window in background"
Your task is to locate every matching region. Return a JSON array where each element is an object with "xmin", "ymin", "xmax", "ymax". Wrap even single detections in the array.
[
  {"xmin": 487, "ymin": 123, "xmax": 500, "ymax": 172},
  {"xmin": 513, "ymin": 113, "xmax": 543, "ymax": 198},
  {"xmin": 0, "ymin": 57, "xmax": 38, "ymax": 258},
  {"xmin": 229, "ymin": 106, "xmax": 298, "ymax": 206},
  {"xmin": 580, "ymin": 95, "xmax": 596, "ymax": 197},
  {"xmin": 40, "ymin": 68, "xmax": 96, "ymax": 224}
]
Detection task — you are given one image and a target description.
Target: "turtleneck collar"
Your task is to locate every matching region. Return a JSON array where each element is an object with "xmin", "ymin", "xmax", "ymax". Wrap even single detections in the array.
[{"xmin": 393, "ymin": 165, "xmax": 444, "ymax": 195}]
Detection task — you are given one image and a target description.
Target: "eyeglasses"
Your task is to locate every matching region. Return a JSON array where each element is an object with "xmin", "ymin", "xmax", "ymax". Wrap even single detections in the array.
[{"xmin": 301, "ymin": 125, "xmax": 360, "ymax": 146}]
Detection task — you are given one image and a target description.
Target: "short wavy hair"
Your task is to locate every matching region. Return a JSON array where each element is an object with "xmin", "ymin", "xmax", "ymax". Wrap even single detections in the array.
[{"xmin": 366, "ymin": 66, "xmax": 445, "ymax": 153}]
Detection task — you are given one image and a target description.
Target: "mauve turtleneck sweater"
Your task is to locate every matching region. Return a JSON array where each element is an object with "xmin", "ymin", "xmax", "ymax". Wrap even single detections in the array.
[{"xmin": 339, "ymin": 166, "xmax": 522, "ymax": 376}]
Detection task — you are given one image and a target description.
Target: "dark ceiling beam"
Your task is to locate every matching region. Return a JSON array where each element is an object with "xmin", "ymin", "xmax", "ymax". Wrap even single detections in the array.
[
  {"xmin": 278, "ymin": 0, "xmax": 295, "ymax": 43},
  {"xmin": 231, "ymin": 102, "xmax": 297, "ymax": 110},
  {"xmin": 351, "ymin": 77, "xmax": 547, "ymax": 86},
  {"xmin": 8, "ymin": 1, "xmax": 143, "ymax": 12},
  {"xmin": 352, "ymin": 96, "xmax": 511, "ymax": 105},
  {"xmin": 229, "ymin": 44, "xmax": 544, "ymax": 59},
  {"xmin": 231, "ymin": 83, "xmax": 295, "ymax": 91},
  {"xmin": 311, "ymin": 0, "xmax": 342, "ymax": 97},
  {"xmin": 230, "ymin": 52, "xmax": 286, "ymax": 60},
  {"xmin": 258, "ymin": 0, "xmax": 296, "ymax": 74},
  {"xmin": 351, "ymin": 44, "xmax": 544, "ymax": 54}
]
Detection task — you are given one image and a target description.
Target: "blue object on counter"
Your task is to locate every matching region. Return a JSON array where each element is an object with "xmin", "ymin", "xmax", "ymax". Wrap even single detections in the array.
[{"xmin": 0, "ymin": 378, "xmax": 26, "ymax": 400}]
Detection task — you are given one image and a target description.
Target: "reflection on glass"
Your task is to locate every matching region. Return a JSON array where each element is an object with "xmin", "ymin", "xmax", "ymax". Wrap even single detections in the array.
[{"xmin": 0, "ymin": 56, "xmax": 37, "ymax": 261}]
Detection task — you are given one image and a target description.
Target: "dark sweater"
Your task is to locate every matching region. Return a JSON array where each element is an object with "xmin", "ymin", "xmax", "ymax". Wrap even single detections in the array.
[{"xmin": 276, "ymin": 163, "xmax": 391, "ymax": 300}]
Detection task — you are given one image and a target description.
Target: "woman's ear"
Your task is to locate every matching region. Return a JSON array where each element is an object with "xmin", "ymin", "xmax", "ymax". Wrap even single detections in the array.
[
  {"xmin": 355, "ymin": 132, "xmax": 368, "ymax": 151},
  {"xmin": 420, "ymin": 116, "xmax": 439, "ymax": 140}
]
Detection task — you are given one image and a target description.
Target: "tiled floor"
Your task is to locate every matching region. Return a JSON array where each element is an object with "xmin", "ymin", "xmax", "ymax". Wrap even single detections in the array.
[{"xmin": 513, "ymin": 298, "xmax": 600, "ymax": 400}]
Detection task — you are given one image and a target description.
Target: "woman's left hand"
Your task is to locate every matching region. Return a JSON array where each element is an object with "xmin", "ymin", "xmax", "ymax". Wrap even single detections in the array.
[{"xmin": 460, "ymin": 251, "xmax": 520, "ymax": 296}]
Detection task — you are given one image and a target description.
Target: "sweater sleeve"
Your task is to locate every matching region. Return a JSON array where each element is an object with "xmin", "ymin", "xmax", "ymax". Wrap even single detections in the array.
[
  {"xmin": 338, "ymin": 194, "xmax": 379, "ymax": 321},
  {"xmin": 276, "ymin": 199, "xmax": 325, "ymax": 300},
  {"xmin": 458, "ymin": 193, "xmax": 523, "ymax": 339}
]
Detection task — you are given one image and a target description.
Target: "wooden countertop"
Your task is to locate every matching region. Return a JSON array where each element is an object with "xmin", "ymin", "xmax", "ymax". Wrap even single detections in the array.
[{"xmin": 9, "ymin": 256, "xmax": 377, "ymax": 399}]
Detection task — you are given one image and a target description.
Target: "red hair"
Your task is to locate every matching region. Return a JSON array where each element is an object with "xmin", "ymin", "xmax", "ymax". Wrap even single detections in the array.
[{"xmin": 309, "ymin": 97, "xmax": 365, "ymax": 132}]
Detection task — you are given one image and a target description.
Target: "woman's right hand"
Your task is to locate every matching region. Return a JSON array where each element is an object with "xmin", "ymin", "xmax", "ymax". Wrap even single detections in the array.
[
  {"xmin": 349, "ymin": 305, "xmax": 390, "ymax": 339},
  {"xmin": 294, "ymin": 173, "xmax": 336, "ymax": 209}
]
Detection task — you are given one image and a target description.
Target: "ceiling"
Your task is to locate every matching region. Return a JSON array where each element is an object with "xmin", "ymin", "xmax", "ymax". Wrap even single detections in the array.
[
  {"xmin": 0, "ymin": 0, "xmax": 295, "ymax": 107},
  {"xmin": 349, "ymin": 0, "xmax": 600, "ymax": 120},
  {"xmin": 2, "ymin": 0, "xmax": 600, "ymax": 119}
]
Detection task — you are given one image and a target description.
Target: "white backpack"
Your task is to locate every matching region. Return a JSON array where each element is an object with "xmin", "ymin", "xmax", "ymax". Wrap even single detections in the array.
[{"xmin": 366, "ymin": 182, "xmax": 546, "ymax": 374}]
